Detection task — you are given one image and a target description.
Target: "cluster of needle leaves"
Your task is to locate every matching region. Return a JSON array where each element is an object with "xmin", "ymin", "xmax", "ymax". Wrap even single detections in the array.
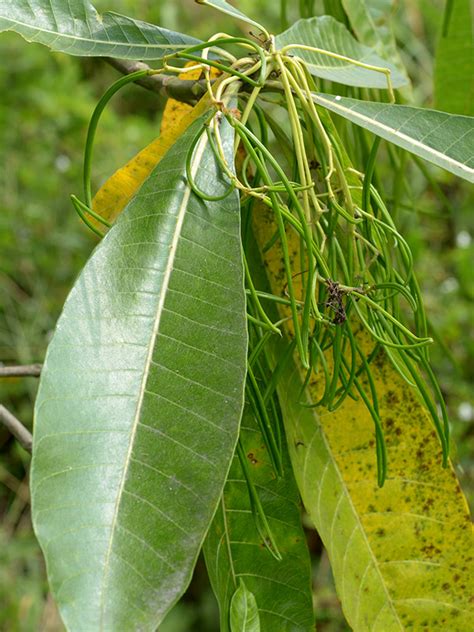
[{"xmin": 75, "ymin": 31, "xmax": 450, "ymax": 489}]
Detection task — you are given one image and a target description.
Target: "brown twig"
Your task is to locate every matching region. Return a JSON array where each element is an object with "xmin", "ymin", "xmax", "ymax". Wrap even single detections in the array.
[
  {"xmin": 105, "ymin": 58, "xmax": 210, "ymax": 105},
  {"xmin": 0, "ymin": 364, "xmax": 42, "ymax": 378},
  {"xmin": 0, "ymin": 405, "xmax": 33, "ymax": 453}
]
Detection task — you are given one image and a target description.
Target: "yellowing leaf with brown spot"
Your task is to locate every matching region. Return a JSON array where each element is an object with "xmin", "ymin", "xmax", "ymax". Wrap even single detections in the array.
[
  {"xmin": 252, "ymin": 207, "xmax": 474, "ymax": 631},
  {"xmin": 159, "ymin": 66, "xmax": 205, "ymax": 135},
  {"xmin": 92, "ymin": 65, "xmax": 219, "ymax": 228}
]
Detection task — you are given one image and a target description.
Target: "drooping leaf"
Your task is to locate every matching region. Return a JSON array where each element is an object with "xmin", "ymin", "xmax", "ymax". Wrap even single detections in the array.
[
  {"xmin": 0, "ymin": 0, "xmax": 200, "ymax": 59},
  {"xmin": 434, "ymin": 0, "xmax": 474, "ymax": 116},
  {"xmin": 204, "ymin": 407, "xmax": 315, "ymax": 632},
  {"xmin": 312, "ymin": 93, "xmax": 474, "ymax": 182},
  {"xmin": 277, "ymin": 341, "xmax": 474, "ymax": 631},
  {"xmin": 252, "ymin": 208, "xmax": 474, "ymax": 632},
  {"xmin": 275, "ymin": 16, "xmax": 407, "ymax": 89},
  {"xmin": 195, "ymin": 0, "xmax": 268, "ymax": 34},
  {"xmin": 30, "ymin": 113, "xmax": 248, "ymax": 630},
  {"xmin": 230, "ymin": 580, "xmax": 260, "ymax": 632},
  {"xmin": 341, "ymin": 0, "xmax": 410, "ymax": 86}
]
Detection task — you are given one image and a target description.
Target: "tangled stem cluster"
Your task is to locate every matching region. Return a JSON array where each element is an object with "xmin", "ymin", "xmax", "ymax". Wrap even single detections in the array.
[{"xmin": 75, "ymin": 32, "xmax": 449, "ymax": 488}]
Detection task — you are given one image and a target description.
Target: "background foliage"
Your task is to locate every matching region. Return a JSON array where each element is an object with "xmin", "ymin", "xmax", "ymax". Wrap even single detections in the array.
[{"xmin": 0, "ymin": 1, "xmax": 472, "ymax": 629}]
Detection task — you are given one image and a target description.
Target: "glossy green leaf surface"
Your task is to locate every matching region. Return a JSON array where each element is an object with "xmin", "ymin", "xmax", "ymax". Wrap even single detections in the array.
[
  {"xmin": 341, "ymin": 0, "xmax": 410, "ymax": 85},
  {"xmin": 30, "ymin": 113, "xmax": 247, "ymax": 631},
  {"xmin": 204, "ymin": 408, "xmax": 315, "ymax": 632},
  {"xmin": 313, "ymin": 93, "xmax": 474, "ymax": 182},
  {"xmin": 434, "ymin": 0, "xmax": 474, "ymax": 116},
  {"xmin": 275, "ymin": 16, "xmax": 407, "ymax": 89},
  {"xmin": 0, "ymin": 0, "xmax": 200, "ymax": 59},
  {"xmin": 230, "ymin": 580, "xmax": 260, "ymax": 632},
  {"xmin": 195, "ymin": 0, "xmax": 267, "ymax": 34}
]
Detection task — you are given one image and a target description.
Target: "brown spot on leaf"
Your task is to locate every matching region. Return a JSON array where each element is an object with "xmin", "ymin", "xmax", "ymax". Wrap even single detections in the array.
[
  {"xmin": 247, "ymin": 452, "xmax": 258, "ymax": 465},
  {"xmin": 385, "ymin": 390, "xmax": 399, "ymax": 405}
]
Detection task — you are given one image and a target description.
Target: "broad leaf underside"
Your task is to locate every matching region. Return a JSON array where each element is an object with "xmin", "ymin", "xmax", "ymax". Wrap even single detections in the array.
[
  {"xmin": 341, "ymin": 0, "xmax": 410, "ymax": 85},
  {"xmin": 31, "ymin": 115, "xmax": 247, "ymax": 630},
  {"xmin": 0, "ymin": 0, "xmax": 200, "ymax": 58},
  {"xmin": 275, "ymin": 16, "xmax": 407, "ymax": 89}
]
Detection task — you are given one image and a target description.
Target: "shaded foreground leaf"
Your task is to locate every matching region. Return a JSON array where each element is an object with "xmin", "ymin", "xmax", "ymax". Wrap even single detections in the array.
[
  {"xmin": 434, "ymin": 0, "xmax": 474, "ymax": 116},
  {"xmin": 275, "ymin": 16, "xmax": 407, "ymax": 89},
  {"xmin": 31, "ymin": 113, "xmax": 247, "ymax": 630},
  {"xmin": 0, "ymin": 0, "xmax": 200, "ymax": 59},
  {"xmin": 204, "ymin": 407, "xmax": 315, "ymax": 631},
  {"xmin": 313, "ymin": 93, "xmax": 474, "ymax": 182}
]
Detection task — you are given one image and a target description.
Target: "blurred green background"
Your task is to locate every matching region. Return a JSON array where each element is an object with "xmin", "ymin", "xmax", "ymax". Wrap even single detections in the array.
[{"xmin": 0, "ymin": 1, "xmax": 472, "ymax": 630}]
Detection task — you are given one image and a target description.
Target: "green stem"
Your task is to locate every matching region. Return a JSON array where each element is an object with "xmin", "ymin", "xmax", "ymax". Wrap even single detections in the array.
[{"xmin": 83, "ymin": 69, "xmax": 155, "ymax": 208}]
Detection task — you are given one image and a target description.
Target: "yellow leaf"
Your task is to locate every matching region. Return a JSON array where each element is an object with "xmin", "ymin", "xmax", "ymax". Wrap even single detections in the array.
[
  {"xmin": 159, "ymin": 66, "xmax": 203, "ymax": 136},
  {"xmin": 253, "ymin": 206, "xmax": 474, "ymax": 631},
  {"xmin": 91, "ymin": 65, "xmax": 219, "ymax": 228}
]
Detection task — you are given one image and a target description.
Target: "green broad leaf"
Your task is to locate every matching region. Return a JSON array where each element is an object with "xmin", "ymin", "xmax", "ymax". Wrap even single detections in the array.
[
  {"xmin": 312, "ymin": 93, "xmax": 474, "ymax": 182},
  {"xmin": 276, "ymin": 336, "xmax": 474, "ymax": 631},
  {"xmin": 275, "ymin": 16, "xmax": 407, "ymax": 89},
  {"xmin": 30, "ymin": 113, "xmax": 248, "ymax": 630},
  {"xmin": 203, "ymin": 408, "xmax": 315, "ymax": 632},
  {"xmin": 230, "ymin": 580, "xmax": 260, "ymax": 632},
  {"xmin": 341, "ymin": 0, "xmax": 410, "ymax": 85},
  {"xmin": 195, "ymin": 0, "xmax": 268, "ymax": 35},
  {"xmin": 0, "ymin": 0, "xmax": 200, "ymax": 59},
  {"xmin": 434, "ymin": 0, "xmax": 474, "ymax": 116}
]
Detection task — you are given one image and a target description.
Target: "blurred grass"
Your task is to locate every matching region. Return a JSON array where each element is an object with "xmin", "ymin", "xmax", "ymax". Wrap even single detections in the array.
[{"xmin": 0, "ymin": 1, "xmax": 472, "ymax": 630}]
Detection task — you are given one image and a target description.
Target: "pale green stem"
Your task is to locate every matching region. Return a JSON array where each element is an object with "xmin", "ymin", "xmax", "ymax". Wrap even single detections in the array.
[{"xmin": 279, "ymin": 43, "xmax": 395, "ymax": 101}]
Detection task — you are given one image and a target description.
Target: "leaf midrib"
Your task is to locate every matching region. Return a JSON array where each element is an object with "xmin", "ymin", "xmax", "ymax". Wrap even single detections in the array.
[
  {"xmin": 0, "ymin": 14, "xmax": 191, "ymax": 51},
  {"xmin": 98, "ymin": 130, "xmax": 210, "ymax": 628},
  {"xmin": 312, "ymin": 93, "xmax": 474, "ymax": 179},
  {"xmin": 297, "ymin": 372, "xmax": 405, "ymax": 631}
]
